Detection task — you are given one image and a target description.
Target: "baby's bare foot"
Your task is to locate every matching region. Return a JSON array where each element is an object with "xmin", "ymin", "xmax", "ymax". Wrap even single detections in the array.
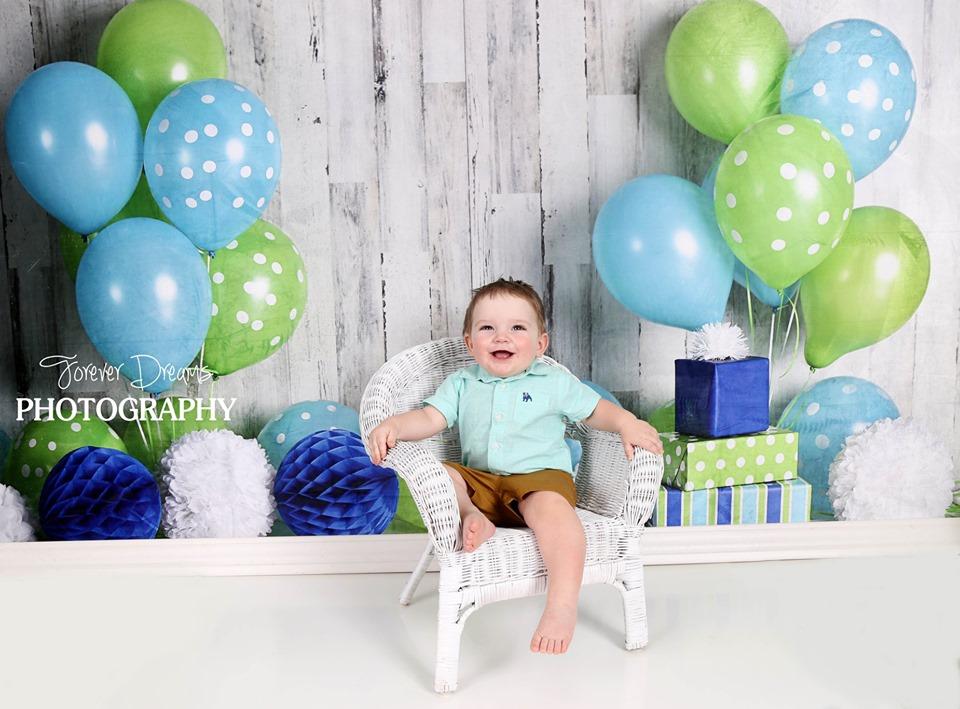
[
  {"xmin": 530, "ymin": 604, "xmax": 577, "ymax": 654},
  {"xmin": 462, "ymin": 510, "xmax": 495, "ymax": 552}
]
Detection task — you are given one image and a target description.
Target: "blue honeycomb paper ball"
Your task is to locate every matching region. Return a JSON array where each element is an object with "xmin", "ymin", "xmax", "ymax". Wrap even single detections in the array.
[
  {"xmin": 274, "ymin": 430, "xmax": 398, "ymax": 536},
  {"xmin": 257, "ymin": 400, "xmax": 361, "ymax": 469},
  {"xmin": 39, "ymin": 446, "xmax": 161, "ymax": 540}
]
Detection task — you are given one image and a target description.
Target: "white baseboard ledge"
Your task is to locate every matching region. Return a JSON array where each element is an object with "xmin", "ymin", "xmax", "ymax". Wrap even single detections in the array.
[{"xmin": 1, "ymin": 517, "xmax": 957, "ymax": 576}]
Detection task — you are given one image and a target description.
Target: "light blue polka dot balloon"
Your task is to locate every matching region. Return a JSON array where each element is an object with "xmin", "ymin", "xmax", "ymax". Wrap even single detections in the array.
[
  {"xmin": 257, "ymin": 401, "xmax": 361, "ymax": 469},
  {"xmin": 778, "ymin": 376, "xmax": 899, "ymax": 519},
  {"xmin": 781, "ymin": 19, "xmax": 916, "ymax": 180},
  {"xmin": 143, "ymin": 79, "xmax": 281, "ymax": 252}
]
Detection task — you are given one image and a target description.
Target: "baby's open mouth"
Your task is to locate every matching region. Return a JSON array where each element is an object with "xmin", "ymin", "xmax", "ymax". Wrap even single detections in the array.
[{"xmin": 491, "ymin": 350, "xmax": 514, "ymax": 360}]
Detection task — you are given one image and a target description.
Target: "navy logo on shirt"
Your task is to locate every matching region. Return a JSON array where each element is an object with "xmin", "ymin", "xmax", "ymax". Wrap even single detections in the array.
[{"xmin": 522, "ymin": 392, "xmax": 532, "ymax": 402}]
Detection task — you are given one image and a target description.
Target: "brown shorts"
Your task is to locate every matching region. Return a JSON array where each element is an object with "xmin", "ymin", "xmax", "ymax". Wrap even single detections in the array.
[{"xmin": 443, "ymin": 461, "xmax": 577, "ymax": 527}]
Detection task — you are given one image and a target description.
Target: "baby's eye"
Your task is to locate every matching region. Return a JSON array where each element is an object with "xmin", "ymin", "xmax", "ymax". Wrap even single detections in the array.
[
  {"xmin": 479, "ymin": 325, "xmax": 493, "ymax": 331},
  {"xmin": 512, "ymin": 325, "xmax": 526, "ymax": 331}
]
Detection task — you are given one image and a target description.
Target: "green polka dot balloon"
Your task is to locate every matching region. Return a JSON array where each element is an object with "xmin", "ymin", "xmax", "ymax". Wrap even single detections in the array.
[
  {"xmin": 714, "ymin": 114, "xmax": 854, "ymax": 290},
  {"xmin": 122, "ymin": 396, "xmax": 230, "ymax": 474},
  {"xmin": 3, "ymin": 417, "xmax": 125, "ymax": 511},
  {"xmin": 203, "ymin": 219, "xmax": 307, "ymax": 376}
]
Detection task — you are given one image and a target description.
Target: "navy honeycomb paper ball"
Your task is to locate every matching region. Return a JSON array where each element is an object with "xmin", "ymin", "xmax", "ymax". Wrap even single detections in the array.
[
  {"xmin": 274, "ymin": 429, "xmax": 399, "ymax": 535},
  {"xmin": 39, "ymin": 446, "xmax": 162, "ymax": 541}
]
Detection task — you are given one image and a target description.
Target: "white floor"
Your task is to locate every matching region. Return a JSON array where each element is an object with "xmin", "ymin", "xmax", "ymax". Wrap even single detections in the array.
[{"xmin": 1, "ymin": 554, "xmax": 957, "ymax": 709}]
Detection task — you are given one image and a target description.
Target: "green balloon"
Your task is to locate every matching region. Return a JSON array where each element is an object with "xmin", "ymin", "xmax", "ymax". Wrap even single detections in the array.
[
  {"xmin": 714, "ymin": 115, "xmax": 855, "ymax": 290},
  {"xmin": 647, "ymin": 401, "xmax": 676, "ymax": 434},
  {"xmin": 802, "ymin": 207, "xmax": 930, "ymax": 369},
  {"xmin": 60, "ymin": 174, "xmax": 168, "ymax": 280},
  {"xmin": 97, "ymin": 0, "xmax": 227, "ymax": 129},
  {"xmin": 665, "ymin": 0, "xmax": 789, "ymax": 143},
  {"xmin": 122, "ymin": 396, "xmax": 229, "ymax": 473},
  {"xmin": 3, "ymin": 418, "xmax": 125, "ymax": 512},
  {"xmin": 386, "ymin": 478, "xmax": 427, "ymax": 534},
  {"xmin": 203, "ymin": 220, "xmax": 308, "ymax": 376}
]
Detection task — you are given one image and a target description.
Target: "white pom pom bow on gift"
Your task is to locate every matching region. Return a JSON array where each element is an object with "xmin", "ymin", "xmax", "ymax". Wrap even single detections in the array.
[
  {"xmin": 828, "ymin": 417, "xmax": 956, "ymax": 521},
  {"xmin": 0, "ymin": 483, "xmax": 35, "ymax": 542},
  {"xmin": 687, "ymin": 322, "xmax": 751, "ymax": 361},
  {"xmin": 160, "ymin": 429, "xmax": 276, "ymax": 538}
]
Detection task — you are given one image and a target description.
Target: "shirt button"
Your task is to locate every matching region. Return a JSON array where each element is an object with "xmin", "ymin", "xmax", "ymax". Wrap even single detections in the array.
[
  {"xmin": 495, "ymin": 413, "xmax": 504, "ymax": 422},
  {"xmin": 492, "ymin": 442, "xmax": 501, "ymax": 450}
]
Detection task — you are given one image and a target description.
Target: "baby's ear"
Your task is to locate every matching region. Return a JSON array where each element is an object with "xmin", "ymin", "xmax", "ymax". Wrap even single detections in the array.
[{"xmin": 537, "ymin": 330, "xmax": 549, "ymax": 355}]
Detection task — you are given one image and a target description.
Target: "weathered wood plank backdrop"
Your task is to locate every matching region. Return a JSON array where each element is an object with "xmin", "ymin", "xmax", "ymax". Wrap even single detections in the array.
[{"xmin": 0, "ymin": 1, "xmax": 957, "ymax": 461}]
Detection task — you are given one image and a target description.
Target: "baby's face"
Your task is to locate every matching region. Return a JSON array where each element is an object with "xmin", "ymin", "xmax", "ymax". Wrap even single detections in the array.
[{"xmin": 464, "ymin": 294, "xmax": 548, "ymax": 379}]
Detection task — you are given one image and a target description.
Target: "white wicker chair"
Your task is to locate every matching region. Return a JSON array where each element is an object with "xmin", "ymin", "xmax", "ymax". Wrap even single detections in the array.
[{"xmin": 359, "ymin": 337, "xmax": 663, "ymax": 693}]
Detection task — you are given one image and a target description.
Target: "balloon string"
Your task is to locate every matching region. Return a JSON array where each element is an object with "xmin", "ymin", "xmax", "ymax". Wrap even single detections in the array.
[
  {"xmin": 148, "ymin": 392, "xmax": 160, "ymax": 467},
  {"xmin": 779, "ymin": 292, "xmax": 797, "ymax": 359},
  {"xmin": 134, "ymin": 414, "xmax": 149, "ymax": 453},
  {"xmin": 767, "ymin": 297, "xmax": 777, "ymax": 408},
  {"xmin": 199, "ymin": 252, "xmax": 211, "ymax": 377},
  {"xmin": 745, "ymin": 271, "xmax": 756, "ymax": 348},
  {"xmin": 779, "ymin": 294, "xmax": 802, "ymax": 380},
  {"xmin": 209, "ymin": 373, "xmax": 216, "ymax": 416},
  {"xmin": 776, "ymin": 366, "xmax": 815, "ymax": 428}
]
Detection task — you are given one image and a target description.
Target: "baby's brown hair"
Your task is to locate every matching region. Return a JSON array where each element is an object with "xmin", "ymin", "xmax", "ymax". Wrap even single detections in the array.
[{"xmin": 462, "ymin": 278, "xmax": 547, "ymax": 335}]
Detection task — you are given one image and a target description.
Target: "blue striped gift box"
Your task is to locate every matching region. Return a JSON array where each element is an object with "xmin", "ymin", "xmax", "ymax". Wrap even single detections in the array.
[{"xmin": 649, "ymin": 478, "xmax": 812, "ymax": 527}]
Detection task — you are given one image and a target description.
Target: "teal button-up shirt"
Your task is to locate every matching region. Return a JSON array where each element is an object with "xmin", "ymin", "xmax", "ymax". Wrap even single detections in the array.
[{"xmin": 423, "ymin": 360, "xmax": 602, "ymax": 475}]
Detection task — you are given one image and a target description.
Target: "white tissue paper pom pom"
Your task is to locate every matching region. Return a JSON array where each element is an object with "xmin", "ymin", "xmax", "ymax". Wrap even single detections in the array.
[
  {"xmin": 0, "ymin": 483, "xmax": 35, "ymax": 542},
  {"xmin": 828, "ymin": 417, "xmax": 955, "ymax": 521},
  {"xmin": 687, "ymin": 322, "xmax": 750, "ymax": 361},
  {"xmin": 160, "ymin": 429, "xmax": 276, "ymax": 538}
]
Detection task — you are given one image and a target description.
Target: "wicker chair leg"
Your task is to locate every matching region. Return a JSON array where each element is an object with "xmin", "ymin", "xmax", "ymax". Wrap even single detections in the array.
[
  {"xmin": 434, "ymin": 590, "xmax": 467, "ymax": 693},
  {"xmin": 400, "ymin": 540, "xmax": 435, "ymax": 606},
  {"xmin": 616, "ymin": 562, "xmax": 649, "ymax": 650}
]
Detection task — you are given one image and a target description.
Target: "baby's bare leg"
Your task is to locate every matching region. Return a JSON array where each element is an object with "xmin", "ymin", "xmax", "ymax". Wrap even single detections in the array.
[
  {"xmin": 518, "ymin": 491, "xmax": 585, "ymax": 654},
  {"xmin": 442, "ymin": 465, "xmax": 495, "ymax": 553}
]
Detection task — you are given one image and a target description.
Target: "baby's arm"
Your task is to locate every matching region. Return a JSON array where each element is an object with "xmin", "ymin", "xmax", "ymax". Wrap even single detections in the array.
[
  {"xmin": 367, "ymin": 405, "xmax": 448, "ymax": 465},
  {"xmin": 582, "ymin": 399, "xmax": 664, "ymax": 459}
]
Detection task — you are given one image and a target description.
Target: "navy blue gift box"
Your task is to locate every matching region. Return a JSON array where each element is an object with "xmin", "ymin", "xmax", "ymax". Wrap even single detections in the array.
[{"xmin": 675, "ymin": 357, "xmax": 769, "ymax": 438}]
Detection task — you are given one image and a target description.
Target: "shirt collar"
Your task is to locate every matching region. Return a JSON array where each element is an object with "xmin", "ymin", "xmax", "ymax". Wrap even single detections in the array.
[{"xmin": 465, "ymin": 359, "xmax": 552, "ymax": 384}]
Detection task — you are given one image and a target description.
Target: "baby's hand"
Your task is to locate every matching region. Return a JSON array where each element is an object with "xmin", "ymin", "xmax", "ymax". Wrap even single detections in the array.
[
  {"xmin": 618, "ymin": 417, "xmax": 663, "ymax": 460},
  {"xmin": 368, "ymin": 417, "xmax": 400, "ymax": 465}
]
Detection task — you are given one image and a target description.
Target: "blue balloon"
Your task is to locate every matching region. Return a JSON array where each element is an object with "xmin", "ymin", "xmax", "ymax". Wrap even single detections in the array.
[
  {"xmin": 75, "ymin": 218, "xmax": 212, "ymax": 395},
  {"xmin": 593, "ymin": 175, "xmax": 734, "ymax": 331},
  {"xmin": 258, "ymin": 400, "xmax": 361, "ymax": 469},
  {"xmin": 4, "ymin": 62, "xmax": 141, "ymax": 234},
  {"xmin": 702, "ymin": 160, "xmax": 799, "ymax": 309},
  {"xmin": 778, "ymin": 377, "xmax": 899, "ymax": 519},
  {"xmin": 781, "ymin": 19, "xmax": 916, "ymax": 179},
  {"xmin": 144, "ymin": 79, "xmax": 281, "ymax": 251},
  {"xmin": 583, "ymin": 381, "xmax": 621, "ymax": 407},
  {"xmin": 565, "ymin": 438, "xmax": 582, "ymax": 471}
]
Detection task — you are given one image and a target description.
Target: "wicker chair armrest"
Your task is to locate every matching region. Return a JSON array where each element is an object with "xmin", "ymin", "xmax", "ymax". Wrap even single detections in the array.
[
  {"xmin": 573, "ymin": 424, "xmax": 663, "ymax": 527},
  {"xmin": 382, "ymin": 440, "xmax": 461, "ymax": 554},
  {"xmin": 360, "ymin": 344, "xmax": 465, "ymax": 555}
]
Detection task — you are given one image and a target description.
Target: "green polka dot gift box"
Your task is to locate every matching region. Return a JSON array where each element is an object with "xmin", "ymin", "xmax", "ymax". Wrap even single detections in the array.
[{"xmin": 660, "ymin": 427, "xmax": 799, "ymax": 491}]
